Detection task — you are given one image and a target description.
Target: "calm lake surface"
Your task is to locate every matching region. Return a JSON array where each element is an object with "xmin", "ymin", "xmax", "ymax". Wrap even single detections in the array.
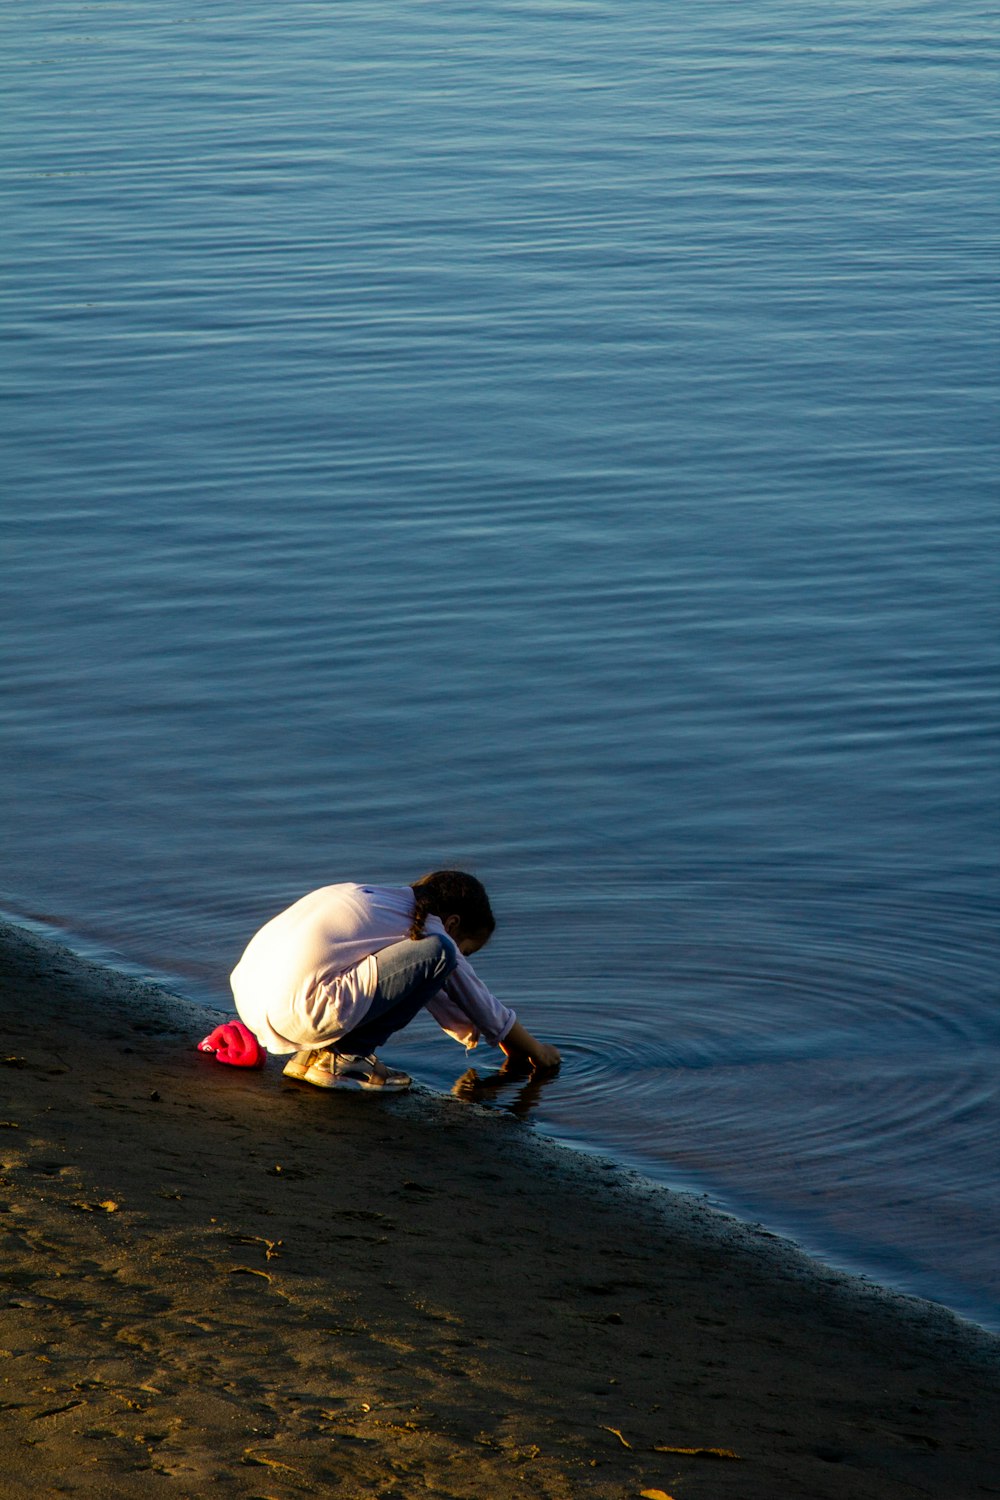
[{"xmin": 4, "ymin": 2, "xmax": 998, "ymax": 1329}]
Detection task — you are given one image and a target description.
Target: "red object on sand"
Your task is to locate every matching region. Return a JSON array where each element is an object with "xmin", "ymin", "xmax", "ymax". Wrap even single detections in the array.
[{"xmin": 198, "ymin": 1020, "xmax": 265, "ymax": 1068}]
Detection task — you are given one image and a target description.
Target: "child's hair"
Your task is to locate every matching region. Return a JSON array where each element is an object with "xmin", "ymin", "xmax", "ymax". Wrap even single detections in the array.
[{"xmin": 409, "ymin": 870, "xmax": 496, "ymax": 943}]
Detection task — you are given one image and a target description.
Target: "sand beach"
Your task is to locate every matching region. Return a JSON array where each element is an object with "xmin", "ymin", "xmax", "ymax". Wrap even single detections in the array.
[{"xmin": 1, "ymin": 917, "xmax": 996, "ymax": 1499}]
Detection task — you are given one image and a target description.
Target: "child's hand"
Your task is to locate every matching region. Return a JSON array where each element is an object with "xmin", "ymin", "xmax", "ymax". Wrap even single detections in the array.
[
  {"xmin": 500, "ymin": 1021, "xmax": 561, "ymax": 1072},
  {"xmin": 527, "ymin": 1040, "xmax": 561, "ymax": 1071}
]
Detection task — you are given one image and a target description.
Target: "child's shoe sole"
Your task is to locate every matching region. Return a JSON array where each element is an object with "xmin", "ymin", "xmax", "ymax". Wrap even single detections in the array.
[
  {"xmin": 304, "ymin": 1053, "xmax": 411, "ymax": 1090},
  {"xmin": 282, "ymin": 1050, "xmax": 318, "ymax": 1080}
]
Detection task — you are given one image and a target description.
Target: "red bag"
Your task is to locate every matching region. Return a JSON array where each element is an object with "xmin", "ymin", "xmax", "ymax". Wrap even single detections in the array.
[{"xmin": 198, "ymin": 1020, "xmax": 265, "ymax": 1068}]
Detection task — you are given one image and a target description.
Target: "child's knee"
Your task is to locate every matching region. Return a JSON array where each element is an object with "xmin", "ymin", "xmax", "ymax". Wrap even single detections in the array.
[{"xmin": 433, "ymin": 933, "xmax": 460, "ymax": 979}]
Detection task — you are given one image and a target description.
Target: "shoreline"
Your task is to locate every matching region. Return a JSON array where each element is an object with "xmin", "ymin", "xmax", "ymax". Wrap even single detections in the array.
[
  {"xmin": 1, "ymin": 915, "xmax": 997, "ymax": 1498},
  {"xmin": 9, "ymin": 900, "xmax": 996, "ymax": 1341},
  {"xmin": 7, "ymin": 901, "xmax": 997, "ymax": 1339}
]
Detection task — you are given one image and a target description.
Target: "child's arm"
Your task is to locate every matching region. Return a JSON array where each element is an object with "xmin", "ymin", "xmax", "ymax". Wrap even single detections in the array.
[{"xmin": 499, "ymin": 1020, "xmax": 561, "ymax": 1071}]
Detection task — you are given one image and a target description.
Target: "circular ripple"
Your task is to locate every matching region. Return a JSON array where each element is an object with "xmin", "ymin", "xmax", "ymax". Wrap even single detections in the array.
[{"xmin": 512, "ymin": 884, "xmax": 999, "ymax": 1326}]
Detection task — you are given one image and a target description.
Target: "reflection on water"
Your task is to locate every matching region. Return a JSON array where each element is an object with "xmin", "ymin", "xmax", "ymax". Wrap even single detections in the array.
[{"xmin": 451, "ymin": 1061, "xmax": 560, "ymax": 1121}]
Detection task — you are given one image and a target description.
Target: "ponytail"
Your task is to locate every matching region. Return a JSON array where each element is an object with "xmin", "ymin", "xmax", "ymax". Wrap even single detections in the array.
[{"xmin": 409, "ymin": 884, "xmax": 435, "ymax": 942}]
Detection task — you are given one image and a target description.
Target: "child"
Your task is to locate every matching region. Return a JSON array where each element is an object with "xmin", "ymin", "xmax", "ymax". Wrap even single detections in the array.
[{"xmin": 230, "ymin": 870, "xmax": 561, "ymax": 1090}]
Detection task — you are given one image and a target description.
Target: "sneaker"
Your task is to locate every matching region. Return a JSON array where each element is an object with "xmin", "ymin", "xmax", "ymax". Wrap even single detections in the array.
[
  {"xmin": 302, "ymin": 1050, "xmax": 411, "ymax": 1091},
  {"xmin": 282, "ymin": 1050, "xmax": 319, "ymax": 1080}
]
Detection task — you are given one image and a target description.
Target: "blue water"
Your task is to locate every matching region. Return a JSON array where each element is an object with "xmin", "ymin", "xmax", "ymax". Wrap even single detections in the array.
[{"xmin": 3, "ymin": 2, "xmax": 998, "ymax": 1329}]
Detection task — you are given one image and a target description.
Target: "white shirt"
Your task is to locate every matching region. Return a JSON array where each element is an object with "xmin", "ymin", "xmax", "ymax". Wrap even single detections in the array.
[{"xmin": 230, "ymin": 882, "xmax": 515, "ymax": 1055}]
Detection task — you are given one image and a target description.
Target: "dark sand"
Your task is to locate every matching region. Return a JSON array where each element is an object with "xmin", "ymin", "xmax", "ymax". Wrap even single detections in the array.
[{"xmin": 1, "ymin": 918, "xmax": 997, "ymax": 1499}]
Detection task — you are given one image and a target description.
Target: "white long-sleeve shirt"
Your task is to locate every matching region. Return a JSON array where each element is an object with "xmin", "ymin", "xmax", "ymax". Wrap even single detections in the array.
[{"xmin": 230, "ymin": 882, "xmax": 515, "ymax": 1055}]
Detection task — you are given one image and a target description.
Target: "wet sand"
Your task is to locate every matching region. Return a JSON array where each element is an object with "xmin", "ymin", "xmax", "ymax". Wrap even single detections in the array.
[{"xmin": 1, "ymin": 917, "xmax": 996, "ymax": 1499}]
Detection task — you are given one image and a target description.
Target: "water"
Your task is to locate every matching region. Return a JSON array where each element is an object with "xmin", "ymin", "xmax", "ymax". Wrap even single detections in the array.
[{"xmin": 3, "ymin": 1, "xmax": 997, "ymax": 1329}]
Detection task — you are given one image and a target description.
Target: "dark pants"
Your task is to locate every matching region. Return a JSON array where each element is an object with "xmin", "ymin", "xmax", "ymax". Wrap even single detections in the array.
[{"xmin": 334, "ymin": 933, "xmax": 459, "ymax": 1055}]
